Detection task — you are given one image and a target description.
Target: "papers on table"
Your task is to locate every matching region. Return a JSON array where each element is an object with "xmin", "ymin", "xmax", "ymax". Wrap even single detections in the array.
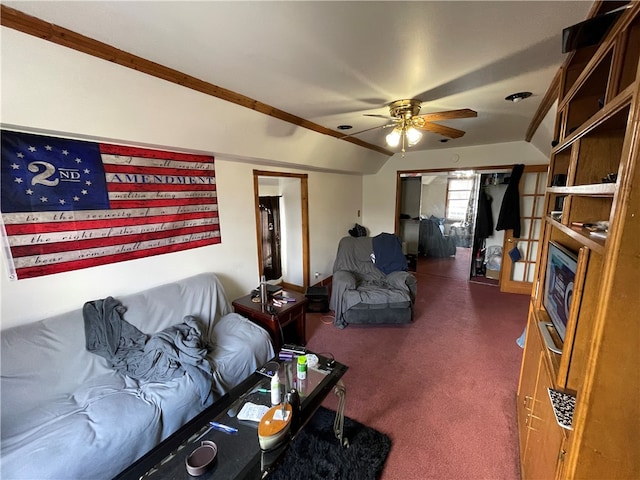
[{"xmin": 237, "ymin": 402, "xmax": 270, "ymax": 422}]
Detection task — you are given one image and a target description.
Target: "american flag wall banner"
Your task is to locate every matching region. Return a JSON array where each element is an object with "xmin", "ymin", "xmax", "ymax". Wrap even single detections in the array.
[{"xmin": 1, "ymin": 130, "xmax": 220, "ymax": 280}]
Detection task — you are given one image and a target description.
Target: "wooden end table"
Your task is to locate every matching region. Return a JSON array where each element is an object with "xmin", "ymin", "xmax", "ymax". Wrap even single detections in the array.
[{"xmin": 232, "ymin": 290, "xmax": 307, "ymax": 351}]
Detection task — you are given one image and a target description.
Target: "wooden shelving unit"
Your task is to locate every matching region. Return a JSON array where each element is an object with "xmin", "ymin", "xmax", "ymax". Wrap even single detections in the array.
[{"xmin": 517, "ymin": 2, "xmax": 640, "ymax": 479}]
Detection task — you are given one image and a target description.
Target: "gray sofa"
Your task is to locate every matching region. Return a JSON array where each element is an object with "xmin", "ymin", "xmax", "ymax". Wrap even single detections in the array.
[
  {"xmin": 330, "ymin": 234, "xmax": 417, "ymax": 328},
  {"xmin": 0, "ymin": 273, "xmax": 274, "ymax": 479}
]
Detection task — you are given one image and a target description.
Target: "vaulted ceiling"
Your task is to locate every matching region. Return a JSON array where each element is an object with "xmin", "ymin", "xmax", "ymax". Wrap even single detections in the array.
[{"xmin": 2, "ymin": 1, "xmax": 595, "ymax": 157}]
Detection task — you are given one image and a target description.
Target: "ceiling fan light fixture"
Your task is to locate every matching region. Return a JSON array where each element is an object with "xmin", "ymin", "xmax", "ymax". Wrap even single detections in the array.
[
  {"xmin": 406, "ymin": 127, "xmax": 422, "ymax": 146},
  {"xmin": 353, "ymin": 99, "xmax": 475, "ymax": 153},
  {"xmin": 386, "ymin": 128, "xmax": 402, "ymax": 147}
]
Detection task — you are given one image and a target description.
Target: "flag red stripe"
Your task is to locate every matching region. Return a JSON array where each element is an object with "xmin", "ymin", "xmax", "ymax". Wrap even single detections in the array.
[
  {"xmin": 102, "ymin": 164, "xmax": 216, "ymax": 177},
  {"xmin": 109, "ymin": 197, "xmax": 215, "ymax": 209},
  {"xmin": 4, "ymin": 211, "xmax": 219, "ymax": 235},
  {"xmin": 10, "ymin": 225, "xmax": 215, "ymax": 256},
  {"xmin": 13, "ymin": 237, "xmax": 221, "ymax": 279},
  {"xmin": 105, "ymin": 183, "xmax": 216, "ymax": 192},
  {"xmin": 99, "ymin": 144, "xmax": 214, "ymax": 163}
]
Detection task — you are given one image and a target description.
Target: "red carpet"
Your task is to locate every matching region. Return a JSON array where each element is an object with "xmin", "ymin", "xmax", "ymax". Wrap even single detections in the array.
[{"xmin": 306, "ymin": 249, "xmax": 527, "ymax": 479}]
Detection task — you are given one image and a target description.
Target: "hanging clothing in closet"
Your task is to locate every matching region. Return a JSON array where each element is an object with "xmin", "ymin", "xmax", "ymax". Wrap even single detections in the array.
[
  {"xmin": 496, "ymin": 164, "xmax": 525, "ymax": 238},
  {"xmin": 475, "ymin": 187, "xmax": 494, "ymax": 240}
]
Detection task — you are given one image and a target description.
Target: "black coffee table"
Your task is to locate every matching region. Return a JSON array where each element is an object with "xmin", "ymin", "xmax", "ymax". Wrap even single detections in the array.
[{"xmin": 114, "ymin": 352, "xmax": 348, "ymax": 479}]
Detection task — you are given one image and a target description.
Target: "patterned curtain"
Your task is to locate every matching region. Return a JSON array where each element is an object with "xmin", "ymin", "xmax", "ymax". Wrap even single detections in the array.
[{"xmin": 465, "ymin": 173, "xmax": 481, "ymax": 226}]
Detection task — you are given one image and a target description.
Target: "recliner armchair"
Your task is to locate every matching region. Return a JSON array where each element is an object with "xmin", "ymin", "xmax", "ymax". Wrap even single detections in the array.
[{"xmin": 329, "ymin": 233, "xmax": 417, "ymax": 328}]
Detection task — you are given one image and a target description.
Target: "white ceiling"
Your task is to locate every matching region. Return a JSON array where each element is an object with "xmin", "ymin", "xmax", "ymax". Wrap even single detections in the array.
[{"xmin": 4, "ymin": 1, "xmax": 593, "ymax": 155}]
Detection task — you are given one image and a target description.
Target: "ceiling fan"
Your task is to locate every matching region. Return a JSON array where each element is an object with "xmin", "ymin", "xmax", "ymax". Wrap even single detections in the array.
[{"xmin": 347, "ymin": 99, "xmax": 477, "ymax": 155}]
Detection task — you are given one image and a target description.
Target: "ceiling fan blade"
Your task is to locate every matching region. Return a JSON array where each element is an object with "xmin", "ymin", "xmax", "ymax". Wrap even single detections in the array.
[
  {"xmin": 339, "ymin": 123, "xmax": 395, "ymax": 139},
  {"xmin": 417, "ymin": 109, "xmax": 478, "ymax": 122},
  {"xmin": 415, "ymin": 121, "xmax": 466, "ymax": 139},
  {"xmin": 363, "ymin": 113, "xmax": 392, "ymax": 119}
]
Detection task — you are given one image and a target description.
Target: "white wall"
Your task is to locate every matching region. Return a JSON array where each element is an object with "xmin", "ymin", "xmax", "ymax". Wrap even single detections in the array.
[
  {"xmin": 420, "ymin": 176, "xmax": 448, "ymax": 219},
  {"xmin": 307, "ymin": 171, "xmax": 363, "ymax": 280},
  {"xmin": 0, "ymin": 28, "xmax": 364, "ymax": 329},
  {"xmin": 362, "ymin": 141, "xmax": 549, "ymax": 236}
]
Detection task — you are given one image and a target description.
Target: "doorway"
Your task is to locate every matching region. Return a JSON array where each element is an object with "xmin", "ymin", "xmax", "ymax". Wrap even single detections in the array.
[
  {"xmin": 395, "ymin": 165, "xmax": 547, "ymax": 294},
  {"xmin": 253, "ymin": 170, "xmax": 309, "ymax": 292},
  {"xmin": 398, "ymin": 170, "xmax": 480, "ymax": 281}
]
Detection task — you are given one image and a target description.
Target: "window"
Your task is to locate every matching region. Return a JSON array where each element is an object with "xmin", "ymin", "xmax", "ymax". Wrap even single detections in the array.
[{"xmin": 446, "ymin": 177, "xmax": 474, "ymax": 221}]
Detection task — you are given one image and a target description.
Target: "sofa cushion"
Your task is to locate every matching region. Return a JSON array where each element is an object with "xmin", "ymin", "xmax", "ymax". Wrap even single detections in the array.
[
  {"xmin": 1, "ymin": 379, "xmax": 163, "ymax": 479},
  {"xmin": 1, "ymin": 310, "xmax": 116, "ymax": 419},
  {"xmin": 110, "ymin": 272, "xmax": 233, "ymax": 346}
]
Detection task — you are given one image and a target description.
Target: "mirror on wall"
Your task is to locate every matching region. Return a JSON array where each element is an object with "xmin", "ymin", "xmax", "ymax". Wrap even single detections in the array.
[{"xmin": 253, "ymin": 171, "xmax": 309, "ymax": 291}]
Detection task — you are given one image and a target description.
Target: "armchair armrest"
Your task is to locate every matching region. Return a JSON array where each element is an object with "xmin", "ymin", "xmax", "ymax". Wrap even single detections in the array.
[
  {"xmin": 333, "ymin": 270, "xmax": 357, "ymax": 290},
  {"xmin": 330, "ymin": 270, "xmax": 358, "ymax": 327},
  {"xmin": 386, "ymin": 271, "xmax": 418, "ymax": 302}
]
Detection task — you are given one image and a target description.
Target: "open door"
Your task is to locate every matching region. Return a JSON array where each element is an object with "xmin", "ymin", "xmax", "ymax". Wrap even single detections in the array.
[{"xmin": 499, "ymin": 166, "xmax": 548, "ymax": 294}]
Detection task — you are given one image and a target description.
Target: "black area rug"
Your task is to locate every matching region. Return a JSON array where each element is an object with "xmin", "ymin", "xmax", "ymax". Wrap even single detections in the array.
[{"xmin": 269, "ymin": 406, "xmax": 392, "ymax": 480}]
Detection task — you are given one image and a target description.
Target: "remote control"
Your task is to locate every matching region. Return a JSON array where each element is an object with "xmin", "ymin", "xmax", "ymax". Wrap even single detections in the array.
[{"xmin": 280, "ymin": 344, "xmax": 306, "ymax": 355}]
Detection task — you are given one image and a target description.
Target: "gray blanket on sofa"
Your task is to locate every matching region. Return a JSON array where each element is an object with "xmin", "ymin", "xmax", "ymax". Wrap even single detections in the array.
[{"xmin": 83, "ymin": 296, "xmax": 213, "ymax": 404}]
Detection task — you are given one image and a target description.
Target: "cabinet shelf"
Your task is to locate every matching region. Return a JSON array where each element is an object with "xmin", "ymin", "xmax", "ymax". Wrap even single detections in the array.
[
  {"xmin": 548, "ymin": 183, "xmax": 616, "ymax": 196},
  {"xmin": 553, "ymin": 82, "xmax": 635, "ymax": 153},
  {"xmin": 546, "ymin": 217, "xmax": 607, "ymax": 254},
  {"xmin": 559, "ymin": 42, "xmax": 612, "ymax": 114},
  {"xmin": 530, "ymin": 307, "xmax": 562, "ymax": 375}
]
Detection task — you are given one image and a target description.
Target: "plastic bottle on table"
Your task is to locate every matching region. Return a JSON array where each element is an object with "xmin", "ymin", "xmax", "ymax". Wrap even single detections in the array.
[
  {"xmin": 297, "ymin": 355, "xmax": 307, "ymax": 380},
  {"xmin": 271, "ymin": 371, "xmax": 280, "ymax": 406}
]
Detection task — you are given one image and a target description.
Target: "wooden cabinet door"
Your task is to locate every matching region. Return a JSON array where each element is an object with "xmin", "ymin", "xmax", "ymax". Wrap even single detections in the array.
[
  {"xmin": 522, "ymin": 352, "xmax": 565, "ymax": 480},
  {"xmin": 517, "ymin": 314, "xmax": 543, "ymax": 453},
  {"xmin": 522, "ymin": 350, "xmax": 546, "ymax": 480}
]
